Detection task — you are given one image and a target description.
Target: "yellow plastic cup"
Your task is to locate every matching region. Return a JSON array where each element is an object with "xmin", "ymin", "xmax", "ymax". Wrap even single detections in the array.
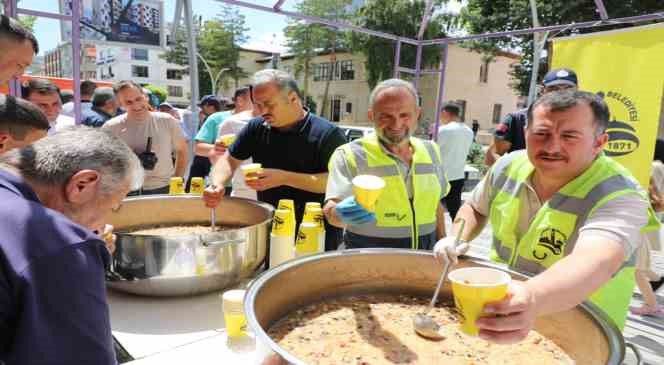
[
  {"xmin": 168, "ymin": 177, "xmax": 185, "ymax": 195},
  {"xmin": 241, "ymin": 163, "xmax": 263, "ymax": 181},
  {"xmin": 352, "ymin": 175, "xmax": 385, "ymax": 212},
  {"xmin": 271, "ymin": 209, "xmax": 294, "ymax": 237},
  {"xmin": 217, "ymin": 133, "xmax": 236, "ymax": 147},
  {"xmin": 189, "ymin": 177, "xmax": 205, "ymax": 195},
  {"xmin": 295, "ymin": 222, "xmax": 319, "ymax": 257},
  {"xmin": 448, "ymin": 267, "xmax": 511, "ymax": 336},
  {"xmin": 222, "ymin": 289, "xmax": 246, "ymax": 338},
  {"xmin": 305, "ymin": 202, "xmax": 321, "ymax": 212}
]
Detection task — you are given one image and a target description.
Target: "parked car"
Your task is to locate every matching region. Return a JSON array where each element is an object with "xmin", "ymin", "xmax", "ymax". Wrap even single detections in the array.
[{"xmin": 338, "ymin": 125, "xmax": 374, "ymax": 142}]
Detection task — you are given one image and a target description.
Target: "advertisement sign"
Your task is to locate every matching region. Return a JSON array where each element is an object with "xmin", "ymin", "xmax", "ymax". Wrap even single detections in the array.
[
  {"xmin": 552, "ymin": 24, "xmax": 664, "ymax": 187},
  {"xmin": 60, "ymin": 0, "xmax": 164, "ymax": 48}
]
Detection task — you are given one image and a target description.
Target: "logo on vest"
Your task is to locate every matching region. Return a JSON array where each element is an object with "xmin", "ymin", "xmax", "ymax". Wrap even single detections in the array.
[
  {"xmin": 533, "ymin": 228, "xmax": 567, "ymax": 260},
  {"xmin": 384, "ymin": 212, "xmax": 407, "ymax": 221},
  {"xmin": 597, "ymin": 91, "xmax": 640, "ymax": 157}
]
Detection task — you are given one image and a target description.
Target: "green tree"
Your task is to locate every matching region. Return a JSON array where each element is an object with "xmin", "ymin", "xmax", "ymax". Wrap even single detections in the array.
[
  {"xmin": 350, "ymin": 0, "xmax": 449, "ymax": 89},
  {"xmin": 461, "ymin": 0, "xmax": 664, "ymax": 96},
  {"xmin": 161, "ymin": 10, "xmax": 248, "ymax": 96},
  {"xmin": 17, "ymin": 16, "xmax": 36, "ymax": 32},
  {"xmin": 217, "ymin": 4, "xmax": 249, "ymax": 89},
  {"xmin": 284, "ymin": 0, "xmax": 352, "ymax": 118}
]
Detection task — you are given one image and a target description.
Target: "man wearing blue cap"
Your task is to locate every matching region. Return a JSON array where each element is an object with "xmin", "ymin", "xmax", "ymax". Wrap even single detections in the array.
[{"xmin": 485, "ymin": 68, "xmax": 578, "ymax": 166}]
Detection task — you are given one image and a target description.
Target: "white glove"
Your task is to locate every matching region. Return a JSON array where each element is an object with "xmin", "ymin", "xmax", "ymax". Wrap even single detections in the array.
[{"xmin": 433, "ymin": 236, "xmax": 469, "ymax": 266}]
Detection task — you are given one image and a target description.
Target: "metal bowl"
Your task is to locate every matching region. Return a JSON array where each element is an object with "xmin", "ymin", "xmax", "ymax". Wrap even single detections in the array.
[
  {"xmin": 246, "ymin": 249, "xmax": 625, "ymax": 365},
  {"xmin": 106, "ymin": 195, "xmax": 273, "ymax": 296}
]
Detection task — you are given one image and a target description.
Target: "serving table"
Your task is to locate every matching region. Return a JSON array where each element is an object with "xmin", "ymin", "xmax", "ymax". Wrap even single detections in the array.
[{"xmin": 108, "ymin": 283, "xmax": 260, "ymax": 364}]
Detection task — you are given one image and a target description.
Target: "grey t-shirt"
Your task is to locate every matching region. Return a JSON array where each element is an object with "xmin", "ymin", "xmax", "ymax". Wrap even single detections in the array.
[
  {"xmin": 103, "ymin": 112, "xmax": 185, "ymax": 189},
  {"xmin": 469, "ymin": 162, "xmax": 648, "ymax": 258}
]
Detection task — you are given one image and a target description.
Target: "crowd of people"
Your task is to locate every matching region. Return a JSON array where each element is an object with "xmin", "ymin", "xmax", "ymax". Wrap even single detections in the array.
[{"xmin": 0, "ymin": 12, "xmax": 662, "ymax": 365}]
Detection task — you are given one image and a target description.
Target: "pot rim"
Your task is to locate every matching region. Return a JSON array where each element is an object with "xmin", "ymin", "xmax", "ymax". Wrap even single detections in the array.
[
  {"xmin": 244, "ymin": 248, "xmax": 625, "ymax": 365},
  {"xmin": 115, "ymin": 195, "xmax": 275, "ymax": 232}
]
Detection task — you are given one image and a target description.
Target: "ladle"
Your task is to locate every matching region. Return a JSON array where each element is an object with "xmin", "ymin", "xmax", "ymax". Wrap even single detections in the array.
[
  {"xmin": 210, "ymin": 185, "xmax": 217, "ymax": 232},
  {"xmin": 413, "ymin": 218, "xmax": 466, "ymax": 340}
]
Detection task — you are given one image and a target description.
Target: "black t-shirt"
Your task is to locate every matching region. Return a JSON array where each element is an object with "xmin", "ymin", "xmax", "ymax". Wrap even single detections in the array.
[
  {"xmin": 229, "ymin": 112, "xmax": 347, "ymax": 222},
  {"xmin": 494, "ymin": 108, "xmax": 527, "ymax": 152}
]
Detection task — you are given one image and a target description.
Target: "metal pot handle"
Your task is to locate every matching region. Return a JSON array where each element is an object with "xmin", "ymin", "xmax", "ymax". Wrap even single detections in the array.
[
  {"xmin": 625, "ymin": 341, "xmax": 642, "ymax": 365},
  {"xmin": 202, "ymin": 238, "xmax": 246, "ymax": 247}
]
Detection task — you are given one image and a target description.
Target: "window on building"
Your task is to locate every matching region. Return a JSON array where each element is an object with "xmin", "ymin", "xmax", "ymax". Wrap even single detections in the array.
[
  {"xmin": 167, "ymin": 69, "xmax": 183, "ymax": 80},
  {"xmin": 321, "ymin": 63, "xmax": 332, "ymax": 81},
  {"xmin": 132, "ymin": 65, "xmax": 149, "ymax": 78},
  {"xmin": 479, "ymin": 60, "xmax": 490, "ymax": 83},
  {"xmin": 345, "ymin": 102, "xmax": 352, "ymax": 114},
  {"xmin": 456, "ymin": 100, "xmax": 467, "ymax": 121},
  {"xmin": 168, "ymin": 85, "xmax": 183, "ymax": 97},
  {"xmin": 131, "ymin": 48, "xmax": 149, "ymax": 61},
  {"xmin": 339, "ymin": 60, "xmax": 354, "ymax": 80},
  {"xmin": 492, "ymin": 103, "xmax": 502, "ymax": 124},
  {"xmin": 331, "ymin": 96, "xmax": 342, "ymax": 122}
]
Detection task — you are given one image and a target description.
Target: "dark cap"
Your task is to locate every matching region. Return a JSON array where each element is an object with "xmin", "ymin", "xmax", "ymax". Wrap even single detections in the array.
[
  {"xmin": 219, "ymin": 96, "xmax": 234, "ymax": 109},
  {"xmin": 158, "ymin": 102, "xmax": 175, "ymax": 110},
  {"xmin": 198, "ymin": 94, "xmax": 221, "ymax": 107},
  {"xmin": 543, "ymin": 68, "xmax": 578, "ymax": 88}
]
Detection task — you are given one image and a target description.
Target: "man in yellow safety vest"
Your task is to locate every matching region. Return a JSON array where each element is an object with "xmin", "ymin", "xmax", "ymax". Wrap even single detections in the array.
[
  {"xmin": 324, "ymin": 79, "xmax": 449, "ymax": 250},
  {"xmin": 435, "ymin": 90, "xmax": 659, "ymax": 343}
]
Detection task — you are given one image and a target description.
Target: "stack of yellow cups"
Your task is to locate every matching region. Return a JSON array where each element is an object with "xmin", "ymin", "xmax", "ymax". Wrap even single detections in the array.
[
  {"xmin": 269, "ymin": 209, "xmax": 295, "ymax": 268},
  {"xmin": 276, "ymin": 199, "xmax": 296, "ymax": 238},
  {"xmin": 295, "ymin": 222, "xmax": 318, "ymax": 257},
  {"xmin": 303, "ymin": 203, "xmax": 325, "ymax": 253}
]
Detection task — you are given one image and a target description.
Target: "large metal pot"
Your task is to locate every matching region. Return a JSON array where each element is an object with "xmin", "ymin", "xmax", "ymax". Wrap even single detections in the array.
[
  {"xmin": 246, "ymin": 249, "xmax": 626, "ymax": 365},
  {"xmin": 106, "ymin": 195, "xmax": 273, "ymax": 296}
]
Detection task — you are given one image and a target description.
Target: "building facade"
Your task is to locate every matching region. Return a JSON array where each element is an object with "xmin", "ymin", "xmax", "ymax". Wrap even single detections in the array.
[
  {"xmin": 43, "ymin": 42, "xmax": 98, "ymax": 81},
  {"xmin": 237, "ymin": 45, "xmax": 520, "ymax": 135},
  {"xmin": 96, "ymin": 45, "xmax": 190, "ymax": 105}
]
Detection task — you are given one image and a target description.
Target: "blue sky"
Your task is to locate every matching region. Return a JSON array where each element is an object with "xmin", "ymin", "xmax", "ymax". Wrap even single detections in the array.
[{"xmin": 19, "ymin": 0, "xmax": 291, "ymax": 55}]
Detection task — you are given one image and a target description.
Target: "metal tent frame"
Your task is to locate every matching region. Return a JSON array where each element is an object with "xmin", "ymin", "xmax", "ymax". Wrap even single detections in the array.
[
  {"xmin": 218, "ymin": 0, "xmax": 663, "ymax": 136},
  {"xmin": 4, "ymin": 0, "xmax": 664, "ymax": 132}
]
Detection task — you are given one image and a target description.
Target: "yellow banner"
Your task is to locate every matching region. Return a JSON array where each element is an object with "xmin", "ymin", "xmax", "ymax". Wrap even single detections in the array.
[{"xmin": 552, "ymin": 24, "xmax": 664, "ymax": 187}]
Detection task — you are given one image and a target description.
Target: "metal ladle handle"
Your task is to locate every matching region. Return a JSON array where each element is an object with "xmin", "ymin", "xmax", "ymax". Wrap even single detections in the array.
[
  {"xmin": 210, "ymin": 184, "xmax": 217, "ymax": 231},
  {"xmin": 427, "ymin": 218, "xmax": 466, "ymax": 311}
]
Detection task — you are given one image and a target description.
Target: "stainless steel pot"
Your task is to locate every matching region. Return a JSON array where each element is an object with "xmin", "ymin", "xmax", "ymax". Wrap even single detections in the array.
[
  {"xmin": 246, "ymin": 249, "xmax": 626, "ymax": 365},
  {"xmin": 106, "ymin": 195, "xmax": 273, "ymax": 296}
]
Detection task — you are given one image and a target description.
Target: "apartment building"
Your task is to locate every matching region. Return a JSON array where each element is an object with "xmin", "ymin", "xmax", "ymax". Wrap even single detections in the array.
[
  {"xmin": 228, "ymin": 44, "xmax": 520, "ymax": 133},
  {"xmin": 96, "ymin": 46, "xmax": 190, "ymax": 105}
]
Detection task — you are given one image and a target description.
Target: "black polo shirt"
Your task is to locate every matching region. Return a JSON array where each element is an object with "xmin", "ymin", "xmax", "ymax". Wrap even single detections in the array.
[
  {"xmin": 494, "ymin": 108, "xmax": 527, "ymax": 152},
  {"xmin": 229, "ymin": 112, "xmax": 347, "ymax": 248}
]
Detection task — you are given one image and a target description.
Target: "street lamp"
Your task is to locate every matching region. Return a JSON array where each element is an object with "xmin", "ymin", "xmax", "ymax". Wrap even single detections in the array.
[{"xmin": 196, "ymin": 51, "xmax": 230, "ymax": 96}]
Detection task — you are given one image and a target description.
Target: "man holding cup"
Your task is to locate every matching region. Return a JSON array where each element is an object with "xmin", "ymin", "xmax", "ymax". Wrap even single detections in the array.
[
  {"xmin": 435, "ymin": 90, "xmax": 658, "ymax": 342},
  {"xmin": 323, "ymin": 79, "xmax": 449, "ymax": 250},
  {"xmin": 203, "ymin": 70, "xmax": 347, "ymax": 250}
]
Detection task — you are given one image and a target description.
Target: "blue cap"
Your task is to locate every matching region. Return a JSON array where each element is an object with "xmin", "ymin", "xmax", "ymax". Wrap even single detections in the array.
[
  {"xmin": 543, "ymin": 68, "xmax": 578, "ymax": 87},
  {"xmin": 198, "ymin": 95, "xmax": 220, "ymax": 107}
]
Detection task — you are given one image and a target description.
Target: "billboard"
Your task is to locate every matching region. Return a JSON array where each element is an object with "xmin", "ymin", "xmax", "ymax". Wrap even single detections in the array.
[{"xmin": 60, "ymin": 0, "xmax": 164, "ymax": 48}]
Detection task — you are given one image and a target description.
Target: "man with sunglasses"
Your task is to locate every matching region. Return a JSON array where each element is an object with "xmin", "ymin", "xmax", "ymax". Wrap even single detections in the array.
[{"xmin": 485, "ymin": 68, "xmax": 579, "ymax": 166}]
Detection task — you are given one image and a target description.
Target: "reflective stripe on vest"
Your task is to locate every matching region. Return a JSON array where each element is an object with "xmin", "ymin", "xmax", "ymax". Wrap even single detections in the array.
[
  {"xmin": 488, "ymin": 150, "xmax": 660, "ymax": 329},
  {"xmin": 342, "ymin": 135, "xmax": 447, "ymax": 249}
]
